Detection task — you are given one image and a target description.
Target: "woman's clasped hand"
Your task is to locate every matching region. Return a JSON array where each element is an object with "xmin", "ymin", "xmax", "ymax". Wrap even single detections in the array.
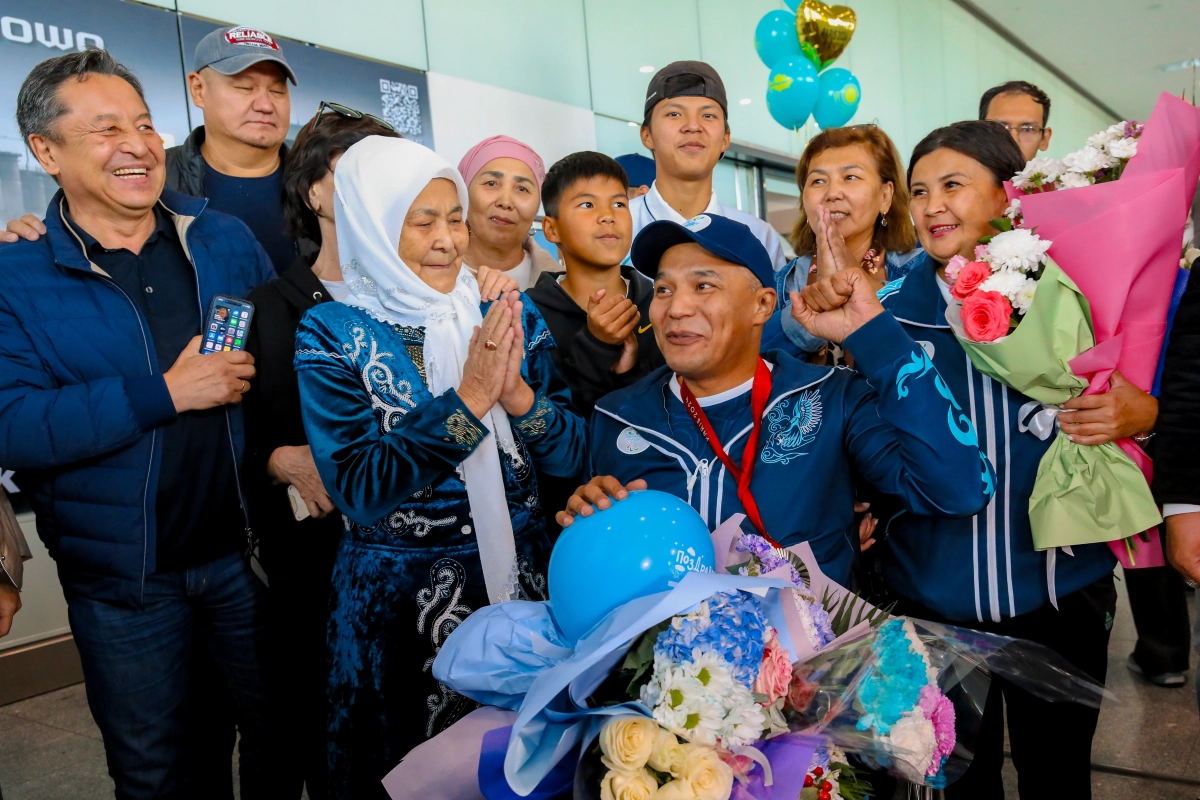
[{"xmin": 457, "ymin": 290, "xmax": 535, "ymax": 419}]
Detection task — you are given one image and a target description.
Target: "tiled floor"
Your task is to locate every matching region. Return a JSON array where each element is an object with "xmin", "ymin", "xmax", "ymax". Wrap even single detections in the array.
[{"xmin": 0, "ymin": 575, "xmax": 1196, "ymax": 800}]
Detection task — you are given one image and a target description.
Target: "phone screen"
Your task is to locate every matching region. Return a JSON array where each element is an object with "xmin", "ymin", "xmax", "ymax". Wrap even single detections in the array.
[{"xmin": 202, "ymin": 295, "xmax": 255, "ymax": 354}]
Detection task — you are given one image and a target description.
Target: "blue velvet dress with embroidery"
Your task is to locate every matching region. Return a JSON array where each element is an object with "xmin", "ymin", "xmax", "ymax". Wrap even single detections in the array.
[{"xmin": 294, "ymin": 296, "xmax": 583, "ymax": 799}]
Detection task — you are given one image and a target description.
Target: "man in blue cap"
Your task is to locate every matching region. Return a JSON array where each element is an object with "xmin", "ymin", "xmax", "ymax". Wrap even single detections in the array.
[
  {"xmin": 615, "ymin": 153, "xmax": 656, "ymax": 200},
  {"xmin": 557, "ymin": 215, "xmax": 994, "ymax": 584}
]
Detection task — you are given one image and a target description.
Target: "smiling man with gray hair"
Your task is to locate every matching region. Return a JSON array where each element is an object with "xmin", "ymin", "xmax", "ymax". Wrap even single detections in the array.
[{"xmin": 0, "ymin": 48, "xmax": 275, "ymax": 798}]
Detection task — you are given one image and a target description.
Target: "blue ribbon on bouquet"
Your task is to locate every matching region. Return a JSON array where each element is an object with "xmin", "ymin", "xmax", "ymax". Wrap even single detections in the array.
[
  {"xmin": 479, "ymin": 726, "xmax": 575, "ymax": 800},
  {"xmin": 1151, "ymin": 266, "xmax": 1190, "ymax": 397}
]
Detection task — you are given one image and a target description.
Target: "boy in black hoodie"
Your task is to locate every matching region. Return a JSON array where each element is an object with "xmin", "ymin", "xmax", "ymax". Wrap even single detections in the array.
[{"xmin": 528, "ymin": 151, "xmax": 664, "ymax": 417}]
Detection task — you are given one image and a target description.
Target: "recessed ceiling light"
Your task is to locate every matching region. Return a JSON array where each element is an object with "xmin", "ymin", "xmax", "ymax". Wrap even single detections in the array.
[
  {"xmin": 739, "ymin": 98, "xmax": 752, "ymax": 105},
  {"xmin": 639, "ymin": 66, "xmax": 655, "ymax": 73}
]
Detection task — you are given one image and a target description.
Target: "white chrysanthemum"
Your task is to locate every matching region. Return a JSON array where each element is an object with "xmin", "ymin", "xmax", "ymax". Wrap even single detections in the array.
[
  {"xmin": 674, "ymin": 699, "xmax": 724, "ymax": 746},
  {"xmin": 645, "ymin": 662, "xmax": 709, "ymax": 732},
  {"xmin": 1012, "ymin": 277, "xmax": 1038, "ymax": 314},
  {"xmin": 882, "ymin": 708, "xmax": 938, "ymax": 782},
  {"xmin": 685, "ymin": 649, "xmax": 735, "ymax": 697},
  {"xmin": 1062, "ymin": 145, "xmax": 1115, "ymax": 174},
  {"xmin": 979, "ymin": 270, "xmax": 1037, "ymax": 314},
  {"xmin": 1003, "ymin": 197, "xmax": 1022, "ymax": 220},
  {"xmin": 1106, "ymin": 137, "xmax": 1138, "ymax": 160},
  {"xmin": 718, "ymin": 685, "xmax": 767, "ymax": 746},
  {"xmin": 1086, "ymin": 124, "xmax": 1121, "ymax": 149},
  {"xmin": 1105, "ymin": 122, "xmax": 1128, "ymax": 139},
  {"xmin": 1012, "ymin": 157, "xmax": 1061, "ymax": 188},
  {"xmin": 984, "ymin": 228, "xmax": 1051, "ymax": 273},
  {"xmin": 1058, "ymin": 171, "xmax": 1092, "ymax": 189}
]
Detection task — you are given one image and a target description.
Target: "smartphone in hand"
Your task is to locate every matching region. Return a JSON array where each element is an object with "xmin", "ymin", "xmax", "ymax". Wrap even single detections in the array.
[{"xmin": 202, "ymin": 295, "xmax": 255, "ymax": 354}]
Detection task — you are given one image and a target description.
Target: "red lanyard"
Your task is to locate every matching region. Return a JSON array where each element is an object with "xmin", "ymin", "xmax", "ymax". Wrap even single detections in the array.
[{"xmin": 678, "ymin": 358, "xmax": 778, "ymax": 546}]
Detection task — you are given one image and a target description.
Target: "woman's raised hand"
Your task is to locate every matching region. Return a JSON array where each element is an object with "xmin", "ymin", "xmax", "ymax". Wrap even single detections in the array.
[
  {"xmin": 476, "ymin": 265, "xmax": 520, "ymax": 302},
  {"xmin": 457, "ymin": 301, "xmax": 515, "ymax": 420},
  {"xmin": 498, "ymin": 292, "xmax": 535, "ymax": 416},
  {"xmin": 814, "ymin": 206, "xmax": 856, "ymax": 279}
]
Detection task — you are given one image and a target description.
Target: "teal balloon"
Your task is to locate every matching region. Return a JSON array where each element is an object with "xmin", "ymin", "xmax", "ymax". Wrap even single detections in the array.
[
  {"xmin": 754, "ymin": 10, "xmax": 801, "ymax": 70},
  {"xmin": 813, "ymin": 68, "xmax": 862, "ymax": 129},
  {"xmin": 765, "ymin": 56, "xmax": 819, "ymax": 130},
  {"xmin": 548, "ymin": 490, "xmax": 715, "ymax": 642}
]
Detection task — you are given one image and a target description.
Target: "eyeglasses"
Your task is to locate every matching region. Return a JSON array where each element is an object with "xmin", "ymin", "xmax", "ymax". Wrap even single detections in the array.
[
  {"xmin": 309, "ymin": 100, "xmax": 395, "ymax": 133},
  {"xmin": 994, "ymin": 122, "xmax": 1046, "ymax": 142}
]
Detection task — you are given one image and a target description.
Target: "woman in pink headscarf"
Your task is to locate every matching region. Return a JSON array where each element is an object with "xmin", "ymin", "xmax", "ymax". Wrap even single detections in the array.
[{"xmin": 458, "ymin": 135, "xmax": 560, "ymax": 290}]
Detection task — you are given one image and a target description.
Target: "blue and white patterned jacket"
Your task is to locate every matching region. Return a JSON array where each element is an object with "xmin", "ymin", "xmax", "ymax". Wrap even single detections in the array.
[{"xmin": 588, "ymin": 311, "xmax": 994, "ymax": 586}]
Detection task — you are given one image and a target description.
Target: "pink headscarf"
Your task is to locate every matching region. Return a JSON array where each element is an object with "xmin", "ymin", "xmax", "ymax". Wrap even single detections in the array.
[{"xmin": 457, "ymin": 135, "xmax": 546, "ymax": 191}]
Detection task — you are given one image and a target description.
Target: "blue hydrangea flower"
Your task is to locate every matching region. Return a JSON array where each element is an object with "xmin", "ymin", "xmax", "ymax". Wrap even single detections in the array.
[
  {"xmin": 735, "ymin": 533, "xmax": 802, "ymax": 585},
  {"xmin": 654, "ymin": 590, "xmax": 769, "ymax": 687}
]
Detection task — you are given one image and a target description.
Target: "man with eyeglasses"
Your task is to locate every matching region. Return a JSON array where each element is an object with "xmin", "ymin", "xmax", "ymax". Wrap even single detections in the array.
[
  {"xmin": 979, "ymin": 80, "xmax": 1053, "ymax": 162},
  {"xmin": 4, "ymin": 27, "xmax": 301, "ymax": 275}
]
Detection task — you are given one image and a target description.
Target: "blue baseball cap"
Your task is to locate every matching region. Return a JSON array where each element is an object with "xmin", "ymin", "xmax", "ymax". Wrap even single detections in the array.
[
  {"xmin": 631, "ymin": 215, "xmax": 775, "ymax": 289},
  {"xmin": 615, "ymin": 153, "xmax": 656, "ymax": 188}
]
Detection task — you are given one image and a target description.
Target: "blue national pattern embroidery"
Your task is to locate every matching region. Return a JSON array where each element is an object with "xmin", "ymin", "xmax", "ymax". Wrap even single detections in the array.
[
  {"xmin": 932, "ymin": 374, "xmax": 994, "ymax": 498},
  {"xmin": 761, "ymin": 389, "xmax": 823, "ymax": 465},
  {"xmin": 895, "ymin": 350, "xmax": 935, "ymax": 399}
]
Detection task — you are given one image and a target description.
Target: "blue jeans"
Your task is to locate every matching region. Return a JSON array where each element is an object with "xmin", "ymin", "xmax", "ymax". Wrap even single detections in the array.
[{"xmin": 65, "ymin": 551, "xmax": 268, "ymax": 800}]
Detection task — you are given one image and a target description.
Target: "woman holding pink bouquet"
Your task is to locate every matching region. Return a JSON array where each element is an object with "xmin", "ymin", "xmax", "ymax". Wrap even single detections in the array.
[{"xmin": 812, "ymin": 120, "xmax": 1155, "ymax": 798}]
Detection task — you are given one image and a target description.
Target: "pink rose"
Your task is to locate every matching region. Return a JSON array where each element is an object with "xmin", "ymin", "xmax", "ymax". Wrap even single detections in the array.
[
  {"xmin": 785, "ymin": 664, "xmax": 818, "ymax": 713},
  {"xmin": 944, "ymin": 255, "xmax": 968, "ymax": 284},
  {"xmin": 949, "ymin": 261, "xmax": 992, "ymax": 300},
  {"xmin": 961, "ymin": 291, "xmax": 1012, "ymax": 342},
  {"xmin": 754, "ymin": 634, "xmax": 792, "ymax": 704}
]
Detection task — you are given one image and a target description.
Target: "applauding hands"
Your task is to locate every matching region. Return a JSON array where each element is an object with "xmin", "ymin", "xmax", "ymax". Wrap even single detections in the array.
[{"xmin": 457, "ymin": 291, "xmax": 534, "ymax": 420}]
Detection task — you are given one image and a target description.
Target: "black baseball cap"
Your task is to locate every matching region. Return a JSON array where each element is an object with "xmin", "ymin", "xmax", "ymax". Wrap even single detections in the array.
[
  {"xmin": 631, "ymin": 215, "xmax": 774, "ymax": 289},
  {"xmin": 643, "ymin": 61, "xmax": 727, "ymax": 121}
]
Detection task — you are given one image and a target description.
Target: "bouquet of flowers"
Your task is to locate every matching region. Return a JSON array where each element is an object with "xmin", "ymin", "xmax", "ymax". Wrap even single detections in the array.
[
  {"xmin": 940, "ymin": 96, "xmax": 1200, "ymax": 560},
  {"xmin": 407, "ymin": 517, "xmax": 1108, "ymax": 800}
]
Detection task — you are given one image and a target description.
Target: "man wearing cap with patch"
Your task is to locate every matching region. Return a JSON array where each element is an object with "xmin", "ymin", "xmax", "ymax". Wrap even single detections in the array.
[
  {"xmin": 558, "ymin": 216, "xmax": 993, "ymax": 585},
  {"xmin": 629, "ymin": 61, "xmax": 787, "ymax": 272},
  {"xmin": 4, "ymin": 26, "xmax": 301, "ymax": 274}
]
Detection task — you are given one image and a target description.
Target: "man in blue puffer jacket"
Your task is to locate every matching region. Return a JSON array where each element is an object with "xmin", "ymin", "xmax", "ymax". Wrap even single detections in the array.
[{"xmin": 0, "ymin": 50, "xmax": 274, "ymax": 797}]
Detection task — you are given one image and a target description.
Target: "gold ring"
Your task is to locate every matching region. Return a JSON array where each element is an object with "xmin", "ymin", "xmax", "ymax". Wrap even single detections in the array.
[
  {"xmin": 484, "ymin": 340, "xmax": 498, "ymax": 351},
  {"xmin": 239, "ymin": 380, "xmax": 247, "ymax": 393}
]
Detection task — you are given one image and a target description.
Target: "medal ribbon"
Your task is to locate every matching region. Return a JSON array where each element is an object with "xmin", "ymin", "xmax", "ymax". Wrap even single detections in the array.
[{"xmin": 678, "ymin": 358, "xmax": 778, "ymax": 546}]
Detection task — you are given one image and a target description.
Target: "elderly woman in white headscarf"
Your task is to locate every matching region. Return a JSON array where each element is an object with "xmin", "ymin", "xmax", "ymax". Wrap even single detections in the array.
[{"xmin": 293, "ymin": 136, "xmax": 584, "ymax": 799}]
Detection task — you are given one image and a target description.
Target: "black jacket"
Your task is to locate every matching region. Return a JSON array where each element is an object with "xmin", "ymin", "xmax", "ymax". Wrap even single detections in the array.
[
  {"xmin": 1152, "ymin": 269, "xmax": 1200, "ymax": 504},
  {"xmin": 165, "ymin": 125, "xmax": 290, "ymax": 198},
  {"xmin": 526, "ymin": 266, "xmax": 664, "ymax": 417},
  {"xmin": 243, "ymin": 256, "xmax": 343, "ymax": 574}
]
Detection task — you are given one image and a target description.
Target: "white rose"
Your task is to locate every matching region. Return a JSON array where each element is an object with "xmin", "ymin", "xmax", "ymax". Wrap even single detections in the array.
[
  {"xmin": 600, "ymin": 768, "xmax": 660, "ymax": 800},
  {"xmin": 655, "ymin": 781, "xmax": 696, "ymax": 800},
  {"xmin": 648, "ymin": 727, "xmax": 687, "ymax": 777},
  {"xmin": 600, "ymin": 717, "xmax": 659, "ymax": 772},
  {"xmin": 1105, "ymin": 137, "xmax": 1138, "ymax": 160},
  {"xmin": 1058, "ymin": 171, "xmax": 1092, "ymax": 189},
  {"xmin": 676, "ymin": 745, "xmax": 734, "ymax": 800}
]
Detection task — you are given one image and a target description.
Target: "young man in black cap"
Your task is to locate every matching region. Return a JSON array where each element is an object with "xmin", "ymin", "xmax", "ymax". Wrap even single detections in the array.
[
  {"xmin": 4, "ymin": 27, "xmax": 301, "ymax": 273},
  {"xmin": 558, "ymin": 215, "xmax": 993, "ymax": 586},
  {"xmin": 629, "ymin": 61, "xmax": 787, "ymax": 271}
]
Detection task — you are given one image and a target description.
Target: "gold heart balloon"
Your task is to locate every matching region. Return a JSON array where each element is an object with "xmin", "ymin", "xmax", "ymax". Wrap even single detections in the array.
[{"xmin": 797, "ymin": 0, "xmax": 857, "ymax": 68}]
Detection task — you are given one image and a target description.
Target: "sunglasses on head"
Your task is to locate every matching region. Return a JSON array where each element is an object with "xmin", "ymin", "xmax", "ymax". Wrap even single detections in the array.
[{"xmin": 309, "ymin": 100, "xmax": 395, "ymax": 133}]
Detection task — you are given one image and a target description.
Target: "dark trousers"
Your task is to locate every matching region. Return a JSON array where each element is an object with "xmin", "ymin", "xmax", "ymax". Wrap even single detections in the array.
[
  {"xmin": 1125, "ymin": 564, "xmax": 1192, "ymax": 675},
  {"xmin": 896, "ymin": 574, "xmax": 1116, "ymax": 800},
  {"xmin": 66, "ymin": 551, "xmax": 269, "ymax": 800}
]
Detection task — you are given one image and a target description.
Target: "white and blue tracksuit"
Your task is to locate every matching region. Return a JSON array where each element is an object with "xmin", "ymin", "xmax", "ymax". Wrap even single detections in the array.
[
  {"xmin": 879, "ymin": 254, "xmax": 1117, "ymax": 623},
  {"xmin": 589, "ymin": 311, "xmax": 995, "ymax": 587}
]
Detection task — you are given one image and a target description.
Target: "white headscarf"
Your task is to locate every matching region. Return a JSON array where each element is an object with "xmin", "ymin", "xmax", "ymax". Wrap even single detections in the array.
[{"xmin": 335, "ymin": 136, "xmax": 521, "ymax": 604}]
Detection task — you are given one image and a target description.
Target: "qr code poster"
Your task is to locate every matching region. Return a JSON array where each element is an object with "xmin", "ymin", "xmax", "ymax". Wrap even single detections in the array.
[{"xmin": 380, "ymin": 79, "xmax": 423, "ymax": 137}]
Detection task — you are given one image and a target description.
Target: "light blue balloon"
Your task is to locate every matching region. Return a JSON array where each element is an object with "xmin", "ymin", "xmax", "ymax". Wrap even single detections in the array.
[
  {"xmin": 548, "ymin": 490, "xmax": 715, "ymax": 642},
  {"xmin": 765, "ymin": 56, "xmax": 819, "ymax": 130},
  {"xmin": 754, "ymin": 10, "xmax": 801, "ymax": 70},
  {"xmin": 813, "ymin": 68, "xmax": 862, "ymax": 129}
]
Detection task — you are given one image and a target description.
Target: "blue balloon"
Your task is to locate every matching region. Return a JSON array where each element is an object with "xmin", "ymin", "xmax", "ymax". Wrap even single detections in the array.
[
  {"xmin": 765, "ymin": 56, "xmax": 819, "ymax": 130},
  {"xmin": 813, "ymin": 68, "xmax": 862, "ymax": 129},
  {"xmin": 754, "ymin": 10, "xmax": 801, "ymax": 70},
  {"xmin": 548, "ymin": 490, "xmax": 715, "ymax": 642}
]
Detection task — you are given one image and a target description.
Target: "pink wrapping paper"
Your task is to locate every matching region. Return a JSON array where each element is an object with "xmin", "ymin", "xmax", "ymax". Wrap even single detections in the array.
[{"xmin": 1013, "ymin": 93, "xmax": 1200, "ymax": 568}]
